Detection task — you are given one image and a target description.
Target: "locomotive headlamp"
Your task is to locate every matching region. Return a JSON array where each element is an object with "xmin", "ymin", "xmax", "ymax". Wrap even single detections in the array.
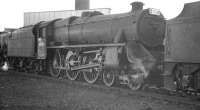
[{"xmin": 149, "ymin": 8, "xmax": 161, "ymax": 16}]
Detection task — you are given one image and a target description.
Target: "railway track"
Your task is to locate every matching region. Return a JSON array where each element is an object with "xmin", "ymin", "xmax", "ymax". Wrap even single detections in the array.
[{"xmin": 0, "ymin": 71, "xmax": 200, "ymax": 108}]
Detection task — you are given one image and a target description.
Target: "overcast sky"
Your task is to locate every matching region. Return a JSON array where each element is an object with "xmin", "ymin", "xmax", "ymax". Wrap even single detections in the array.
[{"xmin": 0, "ymin": 0, "xmax": 199, "ymax": 31}]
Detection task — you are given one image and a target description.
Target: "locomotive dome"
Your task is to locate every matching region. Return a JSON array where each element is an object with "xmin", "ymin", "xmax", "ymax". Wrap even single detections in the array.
[{"xmin": 133, "ymin": 2, "xmax": 166, "ymax": 47}]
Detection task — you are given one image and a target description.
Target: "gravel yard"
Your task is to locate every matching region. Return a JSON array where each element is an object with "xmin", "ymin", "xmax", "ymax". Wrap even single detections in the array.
[{"xmin": 0, "ymin": 72, "xmax": 199, "ymax": 110}]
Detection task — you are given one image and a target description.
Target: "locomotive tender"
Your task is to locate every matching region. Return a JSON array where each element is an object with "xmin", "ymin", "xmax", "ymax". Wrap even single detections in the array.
[
  {"xmin": 0, "ymin": 2, "xmax": 166, "ymax": 90},
  {"xmin": 164, "ymin": 1, "xmax": 200, "ymax": 92}
]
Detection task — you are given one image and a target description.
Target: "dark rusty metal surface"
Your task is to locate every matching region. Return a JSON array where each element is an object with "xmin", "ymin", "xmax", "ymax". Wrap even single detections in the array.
[
  {"xmin": 165, "ymin": 1, "xmax": 200, "ymax": 63},
  {"xmin": 7, "ymin": 26, "xmax": 35, "ymax": 57},
  {"xmin": 0, "ymin": 32, "xmax": 10, "ymax": 47},
  {"xmin": 51, "ymin": 9, "xmax": 165, "ymax": 47}
]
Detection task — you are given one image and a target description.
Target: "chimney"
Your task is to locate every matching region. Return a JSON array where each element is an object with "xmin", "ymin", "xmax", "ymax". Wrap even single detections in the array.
[
  {"xmin": 130, "ymin": 1, "xmax": 144, "ymax": 12},
  {"xmin": 75, "ymin": 0, "xmax": 90, "ymax": 10}
]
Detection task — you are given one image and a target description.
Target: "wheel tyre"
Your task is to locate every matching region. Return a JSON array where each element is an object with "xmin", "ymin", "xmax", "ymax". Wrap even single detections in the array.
[
  {"xmin": 128, "ymin": 74, "xmax": 143, "ymax": 91},
  {"xmin": 103, "ymin": 71, "xmax": 115, "ymax": 87},
  {"xmin": 128, "ymin": 81, "xmax": 142, "ymax": 91},
  {"xmin": 67, "ymin": 71, "xmax": 79, "ymax": 81},
  {"xmin": 49, "ymin": 60, "xmax": 60, "ymax": 78},
  {"xmin": 49, "ymin": 51, "xmax": 61, "ymax": 78},
  {"xmin": 83, "ymin": 70, "xmax": 99, "ymax": 84}
]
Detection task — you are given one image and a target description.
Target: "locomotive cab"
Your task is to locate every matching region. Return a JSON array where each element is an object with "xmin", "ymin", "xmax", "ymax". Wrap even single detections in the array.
[{"xmin": 36, "ymin": 19, "xmax": 61, "ymax": 59}]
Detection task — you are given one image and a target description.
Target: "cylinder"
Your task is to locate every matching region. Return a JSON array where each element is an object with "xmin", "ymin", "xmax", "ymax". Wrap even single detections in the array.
[{"xmin": 75, "ymin": 0, "xmax": 90, "ymax": 10}]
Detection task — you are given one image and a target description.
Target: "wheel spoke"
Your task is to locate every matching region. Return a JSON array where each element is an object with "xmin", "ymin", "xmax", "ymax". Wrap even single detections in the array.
[
  {"xmin": 128, "ymin": 74, "xmax": 143, "ymax": 90},
  {"xmin": 67, "ymin": 71, "xmax": 79, "ymax": 80},
  {"xmin": 49, "ymin": 50, "xmax": 61, "ymax": 78},
  {"xmin": 128, "ymin": 81, "xmax": 142, "ymax": 90},
  {"xmin": 103, "ymin": 71, "xmax": 115, "ymax": 87},
  {"xmin": 65, "ymin": 51, "xmax": 81, "ymax": 80},
  {"xmin": 33, "ymin": 62, "xmax": 40, "ymax": 74},
  {"xmin": 84, "ymin": 69, "xmax": 99, "ymax": 84}
]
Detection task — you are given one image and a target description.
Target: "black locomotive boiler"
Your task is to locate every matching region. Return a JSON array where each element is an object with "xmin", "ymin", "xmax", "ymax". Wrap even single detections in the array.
[{"xmin": 1, "ymin": 2, "xmax": 166, "ymax": 90}]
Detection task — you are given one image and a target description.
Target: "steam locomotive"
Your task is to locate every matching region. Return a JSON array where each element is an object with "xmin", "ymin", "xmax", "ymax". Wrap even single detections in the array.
[
  {"xmin": 0, "ymin": 2, "xmax": 166, "ymax": 90},
  {"xmin": 1, "ymin": 1, "xmax": 199, "ymax": 93}
]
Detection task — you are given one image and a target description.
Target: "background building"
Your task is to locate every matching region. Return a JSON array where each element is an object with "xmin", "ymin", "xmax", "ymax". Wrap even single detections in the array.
[
  {"xmin": 75, "ymin": 0, "xmax": 90, "ymax": 10},
  {"xmin": 24, "ymin": 8, "xmax": 111, "ymax": 26},
  {"xmin": 24, "ymin": 0, "xmax": 110, "ymax": 26}
]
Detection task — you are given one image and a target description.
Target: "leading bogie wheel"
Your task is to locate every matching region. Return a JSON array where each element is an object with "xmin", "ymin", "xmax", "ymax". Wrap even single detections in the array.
[
  {"xmin": 103, "ymin": 71, "xmax": 115, "ymax": 87},
  {"xmin": 128, "ymin": 74, "xmax": 143, "ymax": 91},
  {"xmin": 128, "ymin": 80, "xmax": 142, "ymax": 91},
  {"xmin": 83, "ymin": 68, "xmax": 100, "ymax": 84}
]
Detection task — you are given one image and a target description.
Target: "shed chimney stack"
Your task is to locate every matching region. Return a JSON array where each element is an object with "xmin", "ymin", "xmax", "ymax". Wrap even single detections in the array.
[{"xmin": 75, "ymin": 0, "xmax": 90, "ymax": 10}]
